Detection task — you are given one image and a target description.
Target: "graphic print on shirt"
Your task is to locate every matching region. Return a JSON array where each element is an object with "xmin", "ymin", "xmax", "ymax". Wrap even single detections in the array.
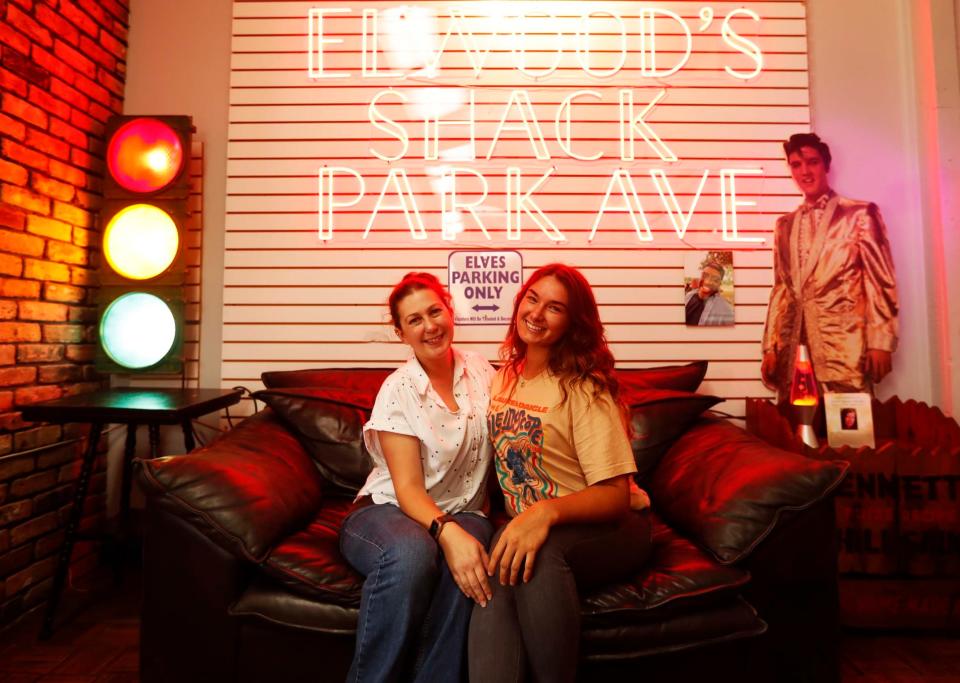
[{"xmin": 488, "ymin": 405, "xmax": 555, "ymax": 514}]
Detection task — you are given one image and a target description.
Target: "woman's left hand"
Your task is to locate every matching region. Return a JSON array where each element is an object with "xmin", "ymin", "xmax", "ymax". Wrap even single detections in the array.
[{"xmin": 488, "ymin": 502, "xmax": 554, "ymax": 585}]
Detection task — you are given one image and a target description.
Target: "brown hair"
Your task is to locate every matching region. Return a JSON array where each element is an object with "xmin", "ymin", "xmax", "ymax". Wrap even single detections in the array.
[
  {"xmin": 388, "ymin": 272, "xmax": 453, "ymax": 330},
  {"xmin": 501, "ymin": 264, "xmax": 626, "ymax": 418},
  {"xmin": 783, "ymin": 132, "xmax": 832, "ymax": 171}
]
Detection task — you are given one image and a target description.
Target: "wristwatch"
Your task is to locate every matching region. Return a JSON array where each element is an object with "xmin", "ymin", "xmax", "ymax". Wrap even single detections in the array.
[{"xmin": 429, "ymin": 513, "xmax": 456, "ymax": 540}]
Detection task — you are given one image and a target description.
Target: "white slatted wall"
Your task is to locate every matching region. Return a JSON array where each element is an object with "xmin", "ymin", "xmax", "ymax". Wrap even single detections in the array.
[{"xmin": 225, "ymin": 1, "xmax": 810, "ymax": 417}]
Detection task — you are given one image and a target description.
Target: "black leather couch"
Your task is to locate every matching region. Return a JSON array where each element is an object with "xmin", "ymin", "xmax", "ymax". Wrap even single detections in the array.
[{"xmin": 136, "ymin": 364, "xmax": 847, "ymax": 683}]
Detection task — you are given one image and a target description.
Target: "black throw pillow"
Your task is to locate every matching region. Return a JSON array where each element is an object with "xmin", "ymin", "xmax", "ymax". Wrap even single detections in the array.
[{"xmin": 629, "ymin": 389, "xmax": 722, "ymax": 480}]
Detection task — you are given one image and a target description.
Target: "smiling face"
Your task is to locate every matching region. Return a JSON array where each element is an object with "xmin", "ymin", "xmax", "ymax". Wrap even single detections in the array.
[
  {"xmin": 395, "ymin": 287, "xmax": 454, "ymax": 363},
  {"xmin": 698, "ymin": 264, "xmax": 723, "ymax": 297},
  {"xmin": 788, "ymin": 146, "xmax": 831, "ymax": 201},
  {"xmin": 516, "ymin": 275, "xmax": 570, "ymax": 351}
]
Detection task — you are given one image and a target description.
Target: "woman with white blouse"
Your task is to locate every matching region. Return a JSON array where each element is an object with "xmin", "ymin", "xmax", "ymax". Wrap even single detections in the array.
[{"xmin": 339, "ymin": 272, "xmax": 495, "ymax": 683}]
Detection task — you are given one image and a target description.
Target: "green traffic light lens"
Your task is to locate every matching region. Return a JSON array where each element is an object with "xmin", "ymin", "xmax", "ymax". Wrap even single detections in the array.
[{"xmin": 100, "ymin": 292, "xmax": 177, "ymax": 369}]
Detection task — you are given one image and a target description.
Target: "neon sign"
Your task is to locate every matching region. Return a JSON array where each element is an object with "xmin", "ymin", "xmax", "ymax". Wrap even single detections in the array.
[{"xmin": 308, "ymin": 5, "xmax": 768, "ymax": 243}]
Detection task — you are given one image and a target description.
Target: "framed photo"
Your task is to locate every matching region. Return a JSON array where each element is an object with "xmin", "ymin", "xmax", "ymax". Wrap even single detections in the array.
[
  {"xmin": 683, "ymin": 250, "xmax": 734, "ymax": 326},
  {"xmin": 824, "ymin": 392, "xmax": 875, "ymax": 449}
]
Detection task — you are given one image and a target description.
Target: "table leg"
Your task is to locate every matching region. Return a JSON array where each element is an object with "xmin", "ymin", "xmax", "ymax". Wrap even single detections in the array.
[
  {"xmin": 120, "ymin": 423, "xmax": 136, "ymax": 524},
  {"xmin": 148, "ymin": 423, "xmax": 160, "ymax": 459},
  {"xmin": 180, "ymin": 419, "xmax": 196, "ymax": 452},
  {"xmin": 40, "ymin": 421, "xmax": 104, "ymax": 640}
]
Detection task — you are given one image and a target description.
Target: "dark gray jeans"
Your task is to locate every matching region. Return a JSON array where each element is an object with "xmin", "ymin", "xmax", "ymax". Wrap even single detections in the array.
[{"xmin": 468, "ymin": 511, "xmax": 652, "ymax": 683}]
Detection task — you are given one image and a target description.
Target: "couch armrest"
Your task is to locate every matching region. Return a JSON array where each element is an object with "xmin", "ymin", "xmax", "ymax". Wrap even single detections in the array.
[
  {"xmin": 137, "ymin": 409, "xmax": 325, "ymax": 563},
  {"xmin": 646, "ymin": 418, "xmax": 848, "ymax": 565}
]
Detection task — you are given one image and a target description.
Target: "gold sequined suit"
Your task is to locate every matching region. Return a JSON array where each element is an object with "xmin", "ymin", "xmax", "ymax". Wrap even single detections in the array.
[{"xmin": 762, "ymin": 193, "xmax": 899, "ymax": 396}]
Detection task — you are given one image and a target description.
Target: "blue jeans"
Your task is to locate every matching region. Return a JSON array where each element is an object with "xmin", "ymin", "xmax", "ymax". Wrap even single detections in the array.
[{"xmin": 340, "ymin": 503, "xmax": 492, "ymax": 683}]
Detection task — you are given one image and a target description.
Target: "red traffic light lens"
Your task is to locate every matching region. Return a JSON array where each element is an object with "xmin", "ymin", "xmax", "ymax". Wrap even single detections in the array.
[{"xmin": 107, "ymin": 118, "xmax": 184, "ymax": 193}]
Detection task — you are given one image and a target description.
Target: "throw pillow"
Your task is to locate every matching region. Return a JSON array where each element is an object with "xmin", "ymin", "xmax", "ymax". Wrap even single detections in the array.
[
  {"xmin": 618, "ymin": 361, "xmax": 708, "ymax": 400},
  {"xmin": 253, "ymin": 388, "xmax": 373, "ymax": 494},
  {"xmin": 629, "ymin": 389, "xmax": 722, "ymax": 480},
  {"xmin": 646, "ymin": 419, "xmax": 849, "ymax": 564}
]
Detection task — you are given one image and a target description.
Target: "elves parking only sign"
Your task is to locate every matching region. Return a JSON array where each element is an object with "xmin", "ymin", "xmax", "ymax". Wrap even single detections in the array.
[{"xmin": 448, "ymin": 251, "xmax": 522, "ymax": 326}]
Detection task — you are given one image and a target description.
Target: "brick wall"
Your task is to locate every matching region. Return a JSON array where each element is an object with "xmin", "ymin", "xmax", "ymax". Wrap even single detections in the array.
[{"xmin": 0, "ymin": 0, "xmax": 128, "ymax": 628}]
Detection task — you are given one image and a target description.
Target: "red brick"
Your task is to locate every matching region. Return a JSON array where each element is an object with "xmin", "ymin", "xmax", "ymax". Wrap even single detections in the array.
[
  {"xmin": 17, "ymin": 344, "xmax": 62, "ymax": 363},
  {"xmin": 2, "ymin": 139, "xmax": 48, "ymax": 173},
  {"xmin": 0, "ymin": 500, "xmax": 31, "ymax": 527},
  {"xmin": 52, "ymin": 37, "xmax": 95, "ymax": 79},
  {"xmin": 67, "ymin": 305, "xmax": 95, "ymax": 322},
  {"xmin": 14, "ymin": 384, "xmax": 61, "ymax": 406},
  {"xmin": 0, "ymin": 65, "xmax": 28, "ymax": 98},
  {"xmin": 88, "ymin": 101, "xmax": 110, "ymax": 124},
  {"xmin": 71, "ymin": 147, "xmax": 101, "ymax": 173},
  {"xmin": 0, "ymin": 111, "xmax": 26, "ymax": 140},
  {"xmin": 0, "ymin": 20, "xmax": 30, "ymax": 55},
  {"xmin": 61, "ymin": 380, "xmax": 100, "ymax": 397},
  {"xmin": 0, "ymin": 345, "xmax": 14, "ymax": 365},
  {"xmin": 48, "ymin": 159, "xmax": 86, "ymax": 187},
  {"xmin": 31, "ymin": 174, "xmax": 75, "ymax": 203},
  {"xmin": 71, "ymin": 226, "xmax": 92, "ymax": 248},
  {"xmin": 13, "ymin": 425, "xmax": 61, "ymax": 453},
  {"xmin": 0, "ymin": 159, "xmax": 27, "ymax": 186},
  {"xmin": 99, "ymin": 0, "xmax": 129, "ymax": 25},
  {"xmin": 0, "ymin": 411, "xmax": 31, "ymax": 431},
  {"xmin": 0, "ymin": 391, "xmax": 12, "ymax": 411},
  {"xmin": 48, "ymin": 241, "xmax": 89, "ymax": 267},
  {"xmin": 0, "ymin": 227, "xmax": 44, "ymax": 256},
  {"xmin": 26, "ymin": 215, "xmax": 70, "ymax": 242},
  {"xmin": 68, "ymin": 108, "xmax": 100, "ymax": 137},
  {"xmin": 0, "ymin": 322, "xmax": 39, "ymax": 342},
  {"xmin": 98, "ymin": 27, "xmax": 125, "ymax": 61},
  {"xmin": 0, "ymin": 528, "xmax": 8, "ymax": 553},
  {"xmin": 68, "ymin": 265, "xmax": 95, "ymax": 286},
  {"xmin": 0, "ymin": 300, "xmax": 16, "ymax": 319},
  {"xmin": 73, "ymin": 73, "xmax": 108, "ymax": 106},
  {"xmin": 28, "ymin": 86, "xmax": 72, "ymax": 122},
  {"xmin": 42, "ymin": 323, "xmax": 83, "ymax": 343},
  {"xmin": 48, "ymin": 77, "xmax": 88, "ymax": 111},
  {"xmin": 23, "ymin": 258, "xmax": 69, "ymax": 282},
  {"xmin": 43, "ymin": 282, "xmax": 84, "ymax": 303},
  {"xmin": 38, "ymin": 445, "xmax": 78, "ymax": 469},
  {"xmin": 31, "ymin": 46, "xmax": 74, "ymax": 86},
  {"xmin": 61, "ymin": 0, "xmax": 99, "ymax": 38},
  {"xmin": 1, "ymin": 93, "xmax": 46, "ymax": 128},
  {"xmin": 0, "ymin": 204, "xmax": 25, "ymax": 231},
  {"xmin": 35, "ymin": 4, "xmax": 80, "ymax": 47},
  {"xmin": 97, "ymin": 68, "xmax": 123, "ymax": 98},
  {"xmin": 78, "ymin": 35, "xmax": 115, "ymax": 71},
  {"xmin": 49, "ymin": 117, "xmax": 86, "ymax": 151},
  {"xmin": 0, "ymin": 253, "xmax": 22, "ymax": 277},
  {"xmin": 26, "ymin": 128, "xmax": 71, "ymax": 161},
  {"xmin": 18, "ymin": 300, "xmax": 68, "ymax": 321},
  {"xmin": 0, "ymin": 277, "xmax": 40, "ymax": 298},
  {"xmin": 0, "ymin": 455, "xmax": 34, "ymax": 481},
  {"xmin": 73, "ymin": 189, "xmax": 98, "ymax": 210},
  {"xmin": 0, "ymin": 365, "xmax": 35, "ymax": 386},
  {"xmin": 52, "ymin": 201, "xmax": 90, "ymax": 228},
  {"xmin": 2, "ymin": 48, "xmax": 50, "ymax": 89},
  {"xmin": 64, "ymin": 344, "xmax": 93, "ymax": 362},
  {"xmin": 9, "ymin": 470, "xmax": 58, "ymax": 498},
  {"xmin": 10, "ymin": 514, "xmax": 59, "ymax": 549},
  {"xmin": 2, "ymin": 184, "xmax": 49, "ymax": 215},
  {"xmin": 34, "ymin": 528, "xmax": 66, "ymax": 558},
  {"xmin": 38, "ymin": 364, "xmax": 82, "ymax": 384},
  {"xmin": 6, "ymin": 4, "xmax": 53, "ymax": 47}
]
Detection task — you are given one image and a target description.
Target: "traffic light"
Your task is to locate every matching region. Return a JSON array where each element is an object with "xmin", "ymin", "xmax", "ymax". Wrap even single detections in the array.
[{"xmin": 96, "ymin": 115, "xmax": 193, "ymax": 373}]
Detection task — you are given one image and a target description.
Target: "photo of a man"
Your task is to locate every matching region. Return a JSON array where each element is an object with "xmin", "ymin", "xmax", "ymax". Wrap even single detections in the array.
[{"xmin": 684, "ymin": 252, "xmax": 735, "ymax": 326}]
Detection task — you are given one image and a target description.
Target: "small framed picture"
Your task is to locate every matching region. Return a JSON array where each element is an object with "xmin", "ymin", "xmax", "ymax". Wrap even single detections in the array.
[
  {"xmin": 683, "ymin": 250, "xmax": 734, "ymax": 326},
  {"xmin": 824, "ymin": 393, "xmax": 875, "ymax": 449}
]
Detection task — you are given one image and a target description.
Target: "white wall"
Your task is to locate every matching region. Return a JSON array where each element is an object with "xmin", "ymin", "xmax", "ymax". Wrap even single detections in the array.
[{"xmin": 119, "ymin": 0, "xmax": 957, "ymax": 415}]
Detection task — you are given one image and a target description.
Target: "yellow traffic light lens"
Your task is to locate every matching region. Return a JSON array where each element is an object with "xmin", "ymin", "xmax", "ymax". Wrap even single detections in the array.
[
  {"xmin": 100, "ymin": 292, "xmax": 177, "ymax": 369},
  {"xmin": 103, "ymin": 204, "xmax": 180, "ymax": 280},
  {"xmin": 107, "ymin": 117, "xmax": 184, "ymax": 192}
]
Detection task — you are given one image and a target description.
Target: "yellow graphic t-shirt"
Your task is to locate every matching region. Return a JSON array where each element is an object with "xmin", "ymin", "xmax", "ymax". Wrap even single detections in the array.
[{"xmin": 487, "ymin": 367, "xmax": 637, "ymax": 517}]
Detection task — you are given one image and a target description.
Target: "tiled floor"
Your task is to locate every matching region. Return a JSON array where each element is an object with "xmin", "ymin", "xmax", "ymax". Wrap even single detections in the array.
[{"xmin": 0, "ymin": 565, "xmax": 957, "ymax": 682}]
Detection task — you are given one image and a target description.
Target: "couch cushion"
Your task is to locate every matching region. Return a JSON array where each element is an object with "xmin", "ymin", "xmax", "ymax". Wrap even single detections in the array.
[
  {"xmin": 253, "ymin": 389, "xmax": 373, "ymax": 495},
  {"xmin": 628, "ymin": 390, "xmax": 722, "ymax": 480},
  {"xmin": 262, "ymin": 498, "xmax": 364, "ymax": 607},
  {"xmin": 617, "ymin": 361, "xmax": 708, "ymax": 396},
  {"xmin": 137, "ymin": 411, "xmax": 324, "ymax": 563},
  {"xmin": 581, "ymin": 596, "xmax": 766, "ymax": 660},
  {"xmin": 581, "ymin": 513, "xmax": 749, "ymax": 625},
  {"xmin": 230, "ymin": 578, "xmax": 359, "ymax": 635},
  {"xmin": 261, "ymin": 367, "xmax": 390, "ymax": 407},
  {"xmin": 647, "ymin": 419, "xmax": 849, "ymax": 565}
]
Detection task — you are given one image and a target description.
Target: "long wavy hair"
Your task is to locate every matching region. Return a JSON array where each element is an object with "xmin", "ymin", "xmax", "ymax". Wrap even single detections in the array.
[{"xmin": 501, "ymin": 264, "xmax": 626, "ymax": 418}]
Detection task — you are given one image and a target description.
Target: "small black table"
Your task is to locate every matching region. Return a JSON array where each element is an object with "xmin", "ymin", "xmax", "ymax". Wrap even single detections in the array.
[{"xmin": 20, "ymin": 387, "xmax": 244, "ymax": 639}]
